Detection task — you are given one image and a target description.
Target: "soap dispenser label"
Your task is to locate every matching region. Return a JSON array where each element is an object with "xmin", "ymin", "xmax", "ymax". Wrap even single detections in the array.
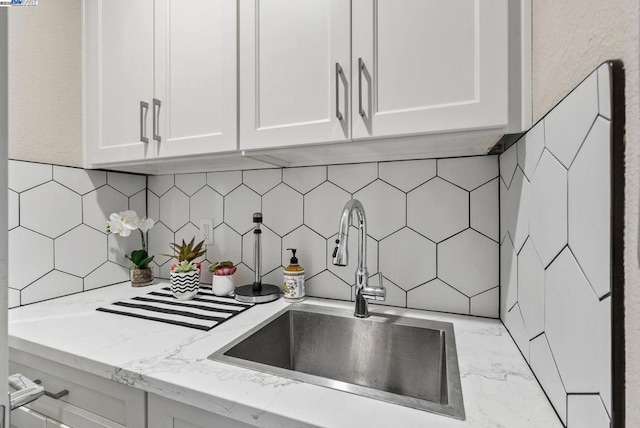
[{"xmin": 283, "ymin": 271, "xmax": 305, "ymax": 302}]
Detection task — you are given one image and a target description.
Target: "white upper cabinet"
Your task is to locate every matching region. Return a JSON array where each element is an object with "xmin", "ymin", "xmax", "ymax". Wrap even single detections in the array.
[
  {"xmin": 84, "ymin": 0, "xmax": 237, "ymax": 167},
  {"xmin": 352, "ymin": 0, "xmax": 508, "ymax": 140},
  {"xmin": 239, "ymin": 0, "xmax": 351, "ymax": 150},
  {"xmin": 84, "ymin": 0, "xmax": 155, "ymax": 164},
  {"xmin": 154, "ymin": 0, "xmax": 237, "ymax": 158}
]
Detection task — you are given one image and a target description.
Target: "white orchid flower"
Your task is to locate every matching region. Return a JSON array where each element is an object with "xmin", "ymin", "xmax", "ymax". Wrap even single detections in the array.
[
  {"xmin": 107, "ymin": 212, "xmax": 132, "ymax": 237},
  {"xmin": 120, "ymin": 210, "xmax": 140, "ymax": 231},
  {"xmin": 139, "ymin": 217, "xmax": 155, "ymax": 232}
]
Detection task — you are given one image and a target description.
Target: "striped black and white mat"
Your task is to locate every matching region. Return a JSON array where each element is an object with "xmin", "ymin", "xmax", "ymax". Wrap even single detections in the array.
[{"xmin": 96, "ymin": 287, "xmax": 254, "ymax": 331}]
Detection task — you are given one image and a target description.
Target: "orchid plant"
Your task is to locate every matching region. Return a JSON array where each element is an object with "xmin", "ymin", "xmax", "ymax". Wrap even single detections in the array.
[{"xmin": 106, "ymin": 210, "xmax": 155, "ymax": 269}]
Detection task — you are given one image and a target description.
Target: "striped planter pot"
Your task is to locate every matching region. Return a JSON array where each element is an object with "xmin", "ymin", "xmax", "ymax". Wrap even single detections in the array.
[{"xmin": 170, "ymin": 270, "xmax": 200, "ymax": 301}]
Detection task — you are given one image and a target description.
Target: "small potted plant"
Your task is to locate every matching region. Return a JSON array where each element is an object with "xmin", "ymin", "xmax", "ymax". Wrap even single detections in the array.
[
  {"xmin": 106, "ymin": 210, "xmax": 155, "ymax": 287},
  {"xmin": 163, "ymin": 237, "xmax": 207, "ymax": 273},
  {"xmin": 169, "ymin": 261, "xmax": 200, "ymax": 300},
  {"xmin": 209, "ymin": 261, "xmax": 237, "ymax": 296}
]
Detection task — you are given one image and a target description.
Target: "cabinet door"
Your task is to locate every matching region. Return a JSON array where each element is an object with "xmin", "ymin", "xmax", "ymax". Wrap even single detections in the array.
[
  {"xmin": 155, "ymin": 0, "xmax": 238, "ymax": 158},
  {"xmin": 84, "ymin": 0, "xmax": 155, "ymax": 165},
  {"xmin": 239, "ymin": 0, "xmax": 351, "ymax": 150},
  {"xmin": 148, "ymin": 394, "xmax": 252, "ymax": 428},
  {"xmin": 352, "ymin": 0, "xmax": 508, "ymax": 139},
  {"xmin": 10, "ymin": 407, "xmax": 47, "ymax": 428}
]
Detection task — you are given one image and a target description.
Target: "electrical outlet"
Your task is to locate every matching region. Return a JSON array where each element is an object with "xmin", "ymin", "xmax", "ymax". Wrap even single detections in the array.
[{"xmin": 200, "ymin": 219, "xmax": 214, "ymax": 245}]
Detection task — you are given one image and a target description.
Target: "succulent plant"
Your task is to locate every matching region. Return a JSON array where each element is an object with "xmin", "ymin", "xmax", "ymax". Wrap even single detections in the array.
[
  {"xmin": 209, "ymin": 261, "xmax": 237, "ymax": 276},
  {"xmin": 162, "ymin": 237, "xmax": 206, "ymax": 263},
  {"xmin": 172, "ymin": 260, "xmax": 198, "ymax": 273}
]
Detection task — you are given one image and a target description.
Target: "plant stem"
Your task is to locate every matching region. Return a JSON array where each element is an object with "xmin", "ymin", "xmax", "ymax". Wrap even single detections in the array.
[{"xmin": 139, "ymin": 229, "xmax": 146, "ymax": 252}]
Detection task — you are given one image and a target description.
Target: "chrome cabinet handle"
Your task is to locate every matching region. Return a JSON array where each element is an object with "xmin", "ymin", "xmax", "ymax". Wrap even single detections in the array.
[
  {"xmin": 8, "ymin": 374, "xmax": 44, "ymax": 410},
  {"xmin": 33, "ymin": 379, "xmax": 69, "ymax": 400},
  {"xmin": 139, "ymin": 101, "xmax": 149, "ymax": 143},
  {"xmin": 358, "ymin": 58, "xmax": 365, "ymax": 117},
  {"xmin": 335, "ymin": 63, "xmax": 344, "ymax": 121},
  {"xmin": 153, "ymin": 98, "xmax": 161, "ymax": 143}
]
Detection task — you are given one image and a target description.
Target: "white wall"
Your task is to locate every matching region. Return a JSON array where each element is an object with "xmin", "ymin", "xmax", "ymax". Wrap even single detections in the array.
[
  {"xmin": 8, "ymin": 0, "xmax": 82, "ymax": 167},
  {"xmin": 532, "ymin": 0, "xmax": 640, "ymax": 424}
]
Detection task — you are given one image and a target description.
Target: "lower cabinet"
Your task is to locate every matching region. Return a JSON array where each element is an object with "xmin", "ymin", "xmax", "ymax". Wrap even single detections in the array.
[
  {"xmin": 148, "ymin": 394, "xmax": 252, "ymax": 428},
  {"xmin": 9, "ymin": 349, "xmax": 146, "ymax": 428}
]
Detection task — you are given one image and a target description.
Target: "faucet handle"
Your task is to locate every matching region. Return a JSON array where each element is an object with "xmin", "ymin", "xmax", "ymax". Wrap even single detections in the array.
[{"xmin": 362, "ymin": 273, "xmax": 386, "ymax": 301}]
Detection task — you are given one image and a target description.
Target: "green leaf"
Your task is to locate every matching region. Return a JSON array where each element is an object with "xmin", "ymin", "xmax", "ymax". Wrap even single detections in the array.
[{"xmin": 137, "ymin": 256, "xmax": 154, "ymax": 268}]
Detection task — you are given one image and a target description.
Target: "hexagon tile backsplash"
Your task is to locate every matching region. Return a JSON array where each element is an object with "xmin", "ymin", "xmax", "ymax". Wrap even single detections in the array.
[
  {"xmin": 7, "ymin": 161, "xmax": 146, "ymax": 308},
  {"xmin": 147, "ymin": 156, "xmax": 500, "ymax": 317},
  {"xmin": 499, "ymin": 63, "xmax": 614, "ymax": 427}
]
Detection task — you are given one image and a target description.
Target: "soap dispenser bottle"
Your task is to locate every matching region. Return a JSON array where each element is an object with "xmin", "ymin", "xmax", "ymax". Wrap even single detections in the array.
[{"xmin": 283, "ymin": 248, "xmax": 305, "ymax": 302}]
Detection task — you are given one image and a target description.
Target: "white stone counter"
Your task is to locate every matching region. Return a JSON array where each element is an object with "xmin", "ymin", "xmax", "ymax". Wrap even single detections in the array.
[{"xmin": 9, "ymin": 282, "xmax": 561, "ymax": 427}]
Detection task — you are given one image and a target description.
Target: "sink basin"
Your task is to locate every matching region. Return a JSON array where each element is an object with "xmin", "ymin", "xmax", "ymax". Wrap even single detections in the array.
[{"xmin": 209, "ymin": 304, "xmax": 465, "ymax": 420}]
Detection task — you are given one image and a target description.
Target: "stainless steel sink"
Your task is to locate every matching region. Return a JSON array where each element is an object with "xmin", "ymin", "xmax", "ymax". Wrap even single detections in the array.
[{"xmin": 209, "ymin": 304, "xmax": 465, "ymax": 420}]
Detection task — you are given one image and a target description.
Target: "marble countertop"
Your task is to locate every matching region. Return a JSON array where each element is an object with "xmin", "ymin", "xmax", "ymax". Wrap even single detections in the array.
[{"xmin": 8, "ymin": 282, "xmax": 562, "ymax": 428}]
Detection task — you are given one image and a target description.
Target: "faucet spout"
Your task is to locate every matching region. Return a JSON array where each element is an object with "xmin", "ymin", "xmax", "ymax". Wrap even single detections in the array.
[{"xmin": 332, "ymin": 199, "xmax": 385, "ymax": 318}]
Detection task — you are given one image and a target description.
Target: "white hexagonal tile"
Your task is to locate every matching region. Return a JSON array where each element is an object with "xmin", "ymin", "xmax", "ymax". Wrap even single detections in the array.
[
  {"xmin": 598, "ymin": 298, "xmax": 612, "ymax": 417},
  {"xmin": 231, "ymin": 263, "xmax": 256, "ymax": 288},
  {"xmin": 379, "ymin": 228, "xmax": 436, "ymax": 290},
  {"xmin": 261, "ymin": 268, "xmax": 283, "ymax": 291},
  {"xmin": 518, "ymin": 120, "xmax": 545, "ymax": 180},
  {"xmin": 107, "ymin": 172, "xmax": 146, "ymax": 197},
  {"xmin": 148, "ymin": 222, "xmax": 175, "ymax": 267},
  {"xmin": 545, "ymin": 248, "xmax": 600, "ymax": 392},
  {"xmin": 328, "ymin": 163, "xmax": 377, "ymax": 193},
  {"xmin": 175, "ymin": 173, "xmax": 207, "ymax": 196},
  {"xmin": 545, "ymin": 72, "xmax": 598, "ymax": 168},
  {"xmin": 209, "ymin": 224, "xmax": 242, "ymax": 266},
  {"xmin": 568, "ymin": 117, "xmax": 611, "ymax": 299},
  {"xmin": 147, "ymin": 192, "xmax": 160, "ymax": 222},
  {"xmin": 283, "ymin": 166, "xmax": 327, "ymax": 194},
  {"xmin": 530, "ymin": 150, "xmax": 568, "ymax": 267},
  {"xmin": 567, "ymin": 395, "xmax": 610, "ymax": 428},
  {"xmin": 499, "ymin": 141, "xmax": 518, "ymax": 188},
  {"xmin": 243, "ymin": 169, "xmax": 282, "ymax": 195},
  {"xmin": 21, "ymin": 271, "xmax": 82, "ymax": 305},
  {"xmin": 199, "ymin": 260, "xmax": 214, "ymax": 285},
  {"xmin": 598, "ymin": 63, "xmax": 612, "ymax": 120},
  {"xmin": 263, "ymin": 184, "xmax": 303, "ymax": 236},
  {"xmin": 281, "ymin": 226, "xmax": 326, "ymax": 278},
  {"xmin": 8, "ymin": 161, "xmax": 52, "ymax": 192},
  {"xmin": 470, "ymin": 287, "xmax": 499, "ymax": 318},
  {"xmin": 500, "ymin": 167, "xmax": 530, "ymax": 251},
  {"xmin": 504, "ymin": 303, "xmax": 529, "ymax": 361},
  {"xmin": 369, "ymin": 275, "xmax": 405, "ymax": 308},
  {"xmin": 21, "ymin": 182, "xmax": 81, "ymax": 238},
  {"xmin": 148, "ymin": 175, "xmax": 174, "ymax": 196},
  {"xmin": 438, "ymin": 156, "xmax": 498, "ymax": 191},
  {"xmin": 129, "ymin": 190, "xmax": 146, "ymax": 218},
  {"xmin": 327, "ymin": 227, "xmax": 378, "ymax": 285},
  {"xmin": 470, "ymin": 178, "xmax": 499, "ymax": 241},
  {"xmin": 243, "ymin": 226, "xmax": 281, "ymax": 274},
  {"xmin": 407, "ymin": 279, "xmax": 469, "ymax": 315},
  {"xmin": 518, "ymin": 239, "xmax": 545, "ymax": 339},
  {"xmin": 224, "ymin": 185, "xmax": 261, "ymax": 234},
  {"xmin": 354, "ymin": 180, "xmax": 406, "ymax": 240},
  {"xmin": 84, "ymin": 261, "xmax": 129, "ymax": 290},
  {"xmin": 438, "ymin": 229, "xmax": 498, "ymax": 297},
  {"xmin": 190, "ymin": 186, "xmax": 224, "ymax": 228},
  {"xmin": 408, "ymin": 178, "xmax": 468, "ymax": 243},
  {"xmin": 175, "ymin": 223, "xmax": 206, "ymax": 264},
  {"xmin": 56, "ymin": 225, "xmax": 107, "ymax": 277},
  {"xmin": 8, "ymin": 190, "xmax": 18, "ymax": 230},
  {"xmin": 379, "ymin": 159, "xmax": 436, "ymax": 192},
  {"xmin": 53, "ymin": 166, "xmax": 107, "ymax": 195},
  {"xmin": 500, "ymin": 235, "xmax": 518, "ymax": 317},
  {"xmin": 305, "ymin": 270, "xmax": 351, "ymax": 301},
  {"xmin": 108, "ymin": 231, "xmax": 141, "ymax": 268},
  {"xmin": 8, "ymin": 288, "xmax": 20, "ymax": 309},
  {"xmin": 83, "ymin": 186, "xmax": 129, "ymax": 232},
  {"xmin": 159, "ymin": 187, "xmax": 190, "ymax": 232},
  {"xmin": 8, "ymin": 227, "xmax": 54, "ymax": 290},
  {"xmin": 207, "ymin": 170, "xmax": 242, "ymax": 195},
  {"xmin": 304, "ymin": 182, "xmax": 350, "ymax": 239},
  {"xmin": 530, "ymin": 334, "xmax": 567, "ymax": 424}
]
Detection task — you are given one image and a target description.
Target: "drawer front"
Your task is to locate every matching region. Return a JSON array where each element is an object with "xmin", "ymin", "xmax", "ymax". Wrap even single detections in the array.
[{"xmin": 10, "ymin": 349, "xmax": 145, "ymax": 428}]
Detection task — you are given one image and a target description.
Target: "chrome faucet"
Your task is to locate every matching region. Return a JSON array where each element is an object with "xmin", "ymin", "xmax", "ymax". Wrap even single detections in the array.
[{"xmin": 332, "ymin": 199, "xmax": 386, "ymax": 318}]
